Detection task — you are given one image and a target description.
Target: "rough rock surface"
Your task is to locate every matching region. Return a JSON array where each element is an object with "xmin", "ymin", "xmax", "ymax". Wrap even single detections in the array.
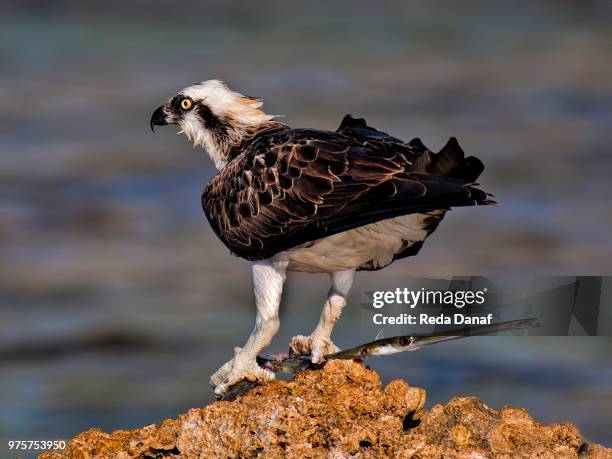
[{"xmin": 40, "ymin": 360, "xmax": 610, "ymax": 458}]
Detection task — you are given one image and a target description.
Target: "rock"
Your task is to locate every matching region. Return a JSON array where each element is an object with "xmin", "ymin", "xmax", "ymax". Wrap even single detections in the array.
[{"xmin": 40, "ymin": 360, "xmax": 610, "ymax": 458}]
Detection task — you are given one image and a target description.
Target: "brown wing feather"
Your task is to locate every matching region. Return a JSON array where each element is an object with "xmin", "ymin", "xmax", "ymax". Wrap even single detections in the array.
[{"xmin": 203, "ymin": 123, "xmax": 493, "ymax": 261}]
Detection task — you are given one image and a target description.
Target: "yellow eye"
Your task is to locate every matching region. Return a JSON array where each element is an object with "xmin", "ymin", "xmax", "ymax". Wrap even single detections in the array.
[{"xmin": 180, "ymin": 98, "xmax": 193, "ymax": 110}]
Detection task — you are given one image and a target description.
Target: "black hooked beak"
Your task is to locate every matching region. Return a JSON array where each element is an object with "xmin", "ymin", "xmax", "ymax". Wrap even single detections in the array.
[{"xmin": 150, "ymin": 105, "xmax": 168, "ymax": 133}]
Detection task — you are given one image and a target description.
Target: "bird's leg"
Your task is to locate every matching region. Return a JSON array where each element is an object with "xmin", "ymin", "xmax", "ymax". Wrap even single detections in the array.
[
  {"xmin": 210, "ymin": 257, "xmax": 287, "ymax": 396},
  {"xmin": 290, "ymin": 269, "xmax": 354, "ymax": 363}
]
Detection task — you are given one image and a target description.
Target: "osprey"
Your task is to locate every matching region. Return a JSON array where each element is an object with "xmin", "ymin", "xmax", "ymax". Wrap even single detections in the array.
[{"xmin": 150, "ymin": 80, "xmax": 494, "ymax": 396}]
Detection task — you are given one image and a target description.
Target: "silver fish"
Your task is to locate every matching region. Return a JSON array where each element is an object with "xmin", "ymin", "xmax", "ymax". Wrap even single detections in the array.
[
  {"xmin": 220, "ymin": 318, "xmax": 538, "ymax": 400},
  {"xmin": 326, "ymin": 318, "xmax": 539, "ymax": 360}
]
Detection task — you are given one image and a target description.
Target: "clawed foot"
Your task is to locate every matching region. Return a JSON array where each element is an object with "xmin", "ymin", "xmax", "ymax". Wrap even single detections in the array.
[
  {"xmin": 289, "ymin": 334, "xmax": 340, "ymax": 363},
  {"xmin": 210, "ymin": 347, "xmax": 275, "ymax": 397}
]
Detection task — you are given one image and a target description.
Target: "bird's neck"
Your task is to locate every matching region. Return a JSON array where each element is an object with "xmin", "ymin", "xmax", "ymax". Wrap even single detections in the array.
[{"xmin": 203, "ymin": 121, "xmax": 288, "ymax": 169}]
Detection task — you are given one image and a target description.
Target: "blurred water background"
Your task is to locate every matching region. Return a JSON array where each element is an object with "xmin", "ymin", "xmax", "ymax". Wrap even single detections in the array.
[{"xmin": 1, "ymin": 0, "xmax": 612, "ymax": 454}]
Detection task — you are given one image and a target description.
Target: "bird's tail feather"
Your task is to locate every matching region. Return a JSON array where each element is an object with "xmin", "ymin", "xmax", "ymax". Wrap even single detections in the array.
[{"xmin": 410, "ymin": 136, "xmax": 485, "ymax": 183}]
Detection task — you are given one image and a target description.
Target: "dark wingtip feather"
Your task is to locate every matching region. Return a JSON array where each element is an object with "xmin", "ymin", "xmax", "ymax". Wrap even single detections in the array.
[
  {"xmin": 447, "ymin": 136, "xmax": 460, "ymax": 148},
  {"xmin": 465, "ymin": 183, "xmax": 498, "ymax": 206},
  {"xmin": 425, "ymin": 137, "xmax": 485, "ymax": 183},
  {"xmin": 408, "ymin": 137, "xmax": 426, "ymax": 150},
  {"xmin": 338, "ymin": 114, "xmax": 368, "ymax": 130},
  {"xmin": 449, "ymin": 155, "xmax": 485, "ymax": 182},
  {"xmin": 443, "ymin": 137, "xmax": 463, "ymax": 155},
  {"xmin": 432, "ymin": 137, "xmax": 465, "ymax": 176}
]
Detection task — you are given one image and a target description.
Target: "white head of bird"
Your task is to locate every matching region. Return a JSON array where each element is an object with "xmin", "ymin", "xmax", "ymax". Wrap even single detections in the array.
[{"xmin": 150, "ymin": 80, "xmax": 278, "ymax": 169}]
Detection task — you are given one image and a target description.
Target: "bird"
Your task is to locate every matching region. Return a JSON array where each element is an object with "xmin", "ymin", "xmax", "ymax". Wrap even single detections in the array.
[{"xmin": 150, "ymin": 80, "xmax": 495, "ymax": 396}]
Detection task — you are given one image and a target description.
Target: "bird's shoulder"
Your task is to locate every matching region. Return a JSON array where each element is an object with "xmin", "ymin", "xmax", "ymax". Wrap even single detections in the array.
[
  {"xmin": 202, "ymin": 124, "xmax": 414, "ymax": 215},
  {"xmin": 203, "ymin": 123, "xmax": 416, "ymax": 200}
]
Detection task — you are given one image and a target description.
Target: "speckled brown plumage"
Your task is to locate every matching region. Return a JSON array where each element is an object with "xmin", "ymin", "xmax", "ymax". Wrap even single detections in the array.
[{"xmin": 202, "ymin": 115, "xmax": 494, "ymax": 261}]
